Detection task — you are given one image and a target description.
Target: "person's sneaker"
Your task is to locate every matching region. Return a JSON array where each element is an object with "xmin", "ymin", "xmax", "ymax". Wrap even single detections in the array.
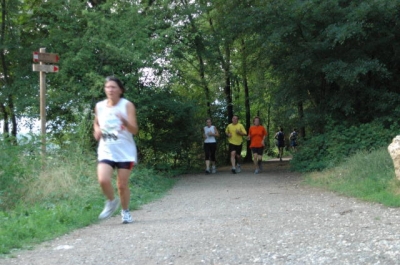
[
  {"xmin": 254, "ymin": 169, "xmax": 259, "ymax": 174},
  {"xmin": 236, "ymin": 164, "xmax": 241, "ymax": 173},
  {"xmin": 231, "ymin": 168, "xmax": 236, "ymax": 174},
  {"xmin": 258, "ymin": 160, "xmax": 263, "ymax": 171},
  {"xmin": 205, "ymin": 169, "xmax": 210, "ymax": 174},
  {"xmin": 121, "ymin": 210, "xmax": 133, "ymax": 224},
  {"xmin": 211, "ymin": 166, "xmax": 216, "ymax": 174},
  {"xmin": 98, "ymin": 198, "xmax": 120, "ymax": 220}
]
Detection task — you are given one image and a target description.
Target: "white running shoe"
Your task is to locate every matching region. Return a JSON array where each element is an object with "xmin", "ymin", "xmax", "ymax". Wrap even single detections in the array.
[
  {"xmin": 98, "ymin": 198, "xmax": 120, "ymax": 219},
  {"xmin": 236, "ymin": 164, "xmax": 241, "ymax": 173},
  {"xmin": 211, "ymin": 166, "xmax": 217, "ymax": 174},
  {"xmin": 121, "ymin": 210, "xmax": 133, "ymax": 224}
]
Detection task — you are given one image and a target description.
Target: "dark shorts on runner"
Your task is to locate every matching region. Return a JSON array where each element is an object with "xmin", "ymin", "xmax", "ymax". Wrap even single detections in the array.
[
  {"xmin": 277, "ymin": 140, "xmax": 285, "ymax": 148},
  {"xmin": 99, "ymin": 160, "xmax": 135, "ymax": 170},
  {"xmin": 204, "ymin": 142, "xmax": 217, "ymax": 161},
  {"xmin": 251, "ymin": 147, "xmax": 264, "ymax": 155},
  {"xmin": 229, "ymin": 143, "xmax": 242, "ymax": 154}
]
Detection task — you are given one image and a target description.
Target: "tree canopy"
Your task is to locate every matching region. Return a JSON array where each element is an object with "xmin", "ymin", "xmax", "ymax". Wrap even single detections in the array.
[{"xmin": 1, "ymin": 0, "xmax": 400, "ymax": 170}]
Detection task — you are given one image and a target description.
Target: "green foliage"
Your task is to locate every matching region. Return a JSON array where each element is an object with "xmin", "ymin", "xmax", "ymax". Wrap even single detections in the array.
[
  {"xmin": 304, "ymin": 147, "xmax": 400, "ymax": 207},
  {"xmin": 0, "ymin": 199, "xmax": 100, "ymax": 254},
  {"xmin": 135, "ymin": 89, "xmax": 200, "ymax": 169},
  {"xmin": 0, "ymin": 136, "xmax": 41, "ymax": 210},
  {"xmin": 7, "ymin": 0, "xmax": 156, "ymax": 139},
  {"xmin": 0, "ymin": 134, "xmax": 97, "ymax": 211},
  {"xmin": 290, "ymin": 120, "xmax": 400, "ymax": 172},
  {"xmin": 249, "ymin": 0, "xmax": 400, "ymax": 134},
  {"xmin": 129, "ymin": 166, "xmax": 177, "ymax": 209},
  {"xmin": 2, "ymin": 0, "xmax": 400, "ymax": 178}
]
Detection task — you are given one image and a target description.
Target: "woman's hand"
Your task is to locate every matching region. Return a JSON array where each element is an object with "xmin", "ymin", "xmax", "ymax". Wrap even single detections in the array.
[{"xmin": 94, "ymin": 128, "xmax": 102, "ymax": 141}]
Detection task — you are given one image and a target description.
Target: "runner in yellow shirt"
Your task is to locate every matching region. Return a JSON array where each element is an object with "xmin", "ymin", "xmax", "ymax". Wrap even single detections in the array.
[{"xmin": 225, "ymin": 115, "xmax": 247, "ymax": 174}]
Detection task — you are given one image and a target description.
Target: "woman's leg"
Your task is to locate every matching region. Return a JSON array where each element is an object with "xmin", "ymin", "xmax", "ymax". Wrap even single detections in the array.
[
  {"xmin": 97, "ymin": 163, "xmax": 120, "ymax": 220},
  {"xmin": 205, "ymin": 160, "xmax": 210, "ymax": 168},
  {"xmin": 210, "ymin": 143, "xmax": 217, "ymax": 170},
  {"xmin": 204, "ymin": 143, "xmax": 211, "ymax": 171},
  {"xmin": 116, "ymin": 168, "xmax": 132, "ymax": 210},
  {"xmin": 253, "ymin": 152, "xmax": 258, "ymax": 168},
  {"xmin": 97, "ymin": 163, "xmax": 115, "ymax": 200}
]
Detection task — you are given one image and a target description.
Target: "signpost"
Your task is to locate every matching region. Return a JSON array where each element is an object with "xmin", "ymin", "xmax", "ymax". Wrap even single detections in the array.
[
  {"xmin": 32, "ymin": 52, "xmax": 59, "ymax": 63},
  {"xmin": 32, "ymin": 48, "xmax": 60, "ymax": 163},
  {"xmin": 32, "ymin": 64, "xmax": 59, "ymax": 73}
]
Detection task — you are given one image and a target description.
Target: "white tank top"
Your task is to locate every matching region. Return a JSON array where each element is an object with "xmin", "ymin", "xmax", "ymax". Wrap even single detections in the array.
[
  {"xmin": 96, "ymin": 98, "xmax": 137, "ymax": 163},
  {"xmin": 204, "ymin": 125, "xmax": 217, "ymax": 143}
]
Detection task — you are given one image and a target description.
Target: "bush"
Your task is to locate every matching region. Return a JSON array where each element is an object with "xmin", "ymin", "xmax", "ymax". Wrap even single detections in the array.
[
  {"xmin": 0, "ymin": 136, "xmax": 42, "ymax": 210},
  {"xmin": 135, "ymin": 90, "xmax": 199, "ymax": 169},
  {"xmin": 290, "ymin": 120, "xmax": 400, "ymax": 172}
]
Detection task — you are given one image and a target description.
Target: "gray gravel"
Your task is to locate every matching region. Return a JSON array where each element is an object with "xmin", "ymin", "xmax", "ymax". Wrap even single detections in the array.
[{"xmin": 2, "ymin": 159, "xmax": 400, "ymax": 265}]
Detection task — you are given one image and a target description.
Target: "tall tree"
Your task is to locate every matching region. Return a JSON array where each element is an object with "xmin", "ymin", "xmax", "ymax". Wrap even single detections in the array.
[
  {"xmin": 252, "ymin": 0, "xmax": 400, "ymax": 134},
  {"xmin": 0, "ymin": 0, "xmax": 22, "ymax": 137}
]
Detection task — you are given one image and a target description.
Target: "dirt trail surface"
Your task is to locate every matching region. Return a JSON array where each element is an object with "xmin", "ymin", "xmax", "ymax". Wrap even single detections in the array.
[{"xmin": 2, "ymin": 159, "xmax": 400, "ymax": 265}]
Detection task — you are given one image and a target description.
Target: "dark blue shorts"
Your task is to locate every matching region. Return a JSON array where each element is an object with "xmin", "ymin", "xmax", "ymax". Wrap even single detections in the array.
[
  {"xmin": 99, "ymin": 160, "xmax": 134, "ymax": 170},
  {"xmin": 276, "ymin": 140, "xmax": 285, "ymax": 148}
]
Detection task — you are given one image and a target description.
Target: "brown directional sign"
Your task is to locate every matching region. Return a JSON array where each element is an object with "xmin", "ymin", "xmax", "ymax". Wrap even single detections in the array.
[
  {"xmin": 32, "ymin": 64, "xmax": 59, "ymax": 73},
  {"xmin": 33, "ymin": 51, "xmax": 60, "ymax": 63}
]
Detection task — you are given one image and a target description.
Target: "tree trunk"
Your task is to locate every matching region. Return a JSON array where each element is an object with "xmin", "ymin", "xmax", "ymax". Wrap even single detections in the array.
[
  {"xmin": 1, "ymin": 103, "xmax": 8, "ymax": 135},
  {"xmin": 196, "ymin": 45, "xmax": 211, "ymax": 118},
  {"xmin": 9, "ymin": 95, "xmax": 17, "ymax": 137},
  {"xmin": 223, "ymin": 43, "xmax": 233, "ymax": 123},
  {"xmin": 242, "ymin": 39, "xmax": 252, "ymax": 163},
  {"xmin": 298, "ymin": 101, "xmax": 305, "ymax": 138},
  {"xmin": 0, "ymin": 0, "xmax": 17, "ymax": 139},
  {"xmin": 187, "ymin": 5, "xmax": 211, "ymax": 117},
  {"xmin": 266, "ymin": 103, "xmax": 271, "ymax": 151},
  {"xmin": 206, "ymin": 16, "xmax": 233, "ymax": 122}
]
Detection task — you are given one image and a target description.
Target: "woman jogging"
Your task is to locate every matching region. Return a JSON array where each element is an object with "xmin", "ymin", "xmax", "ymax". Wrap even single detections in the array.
[
  {"xmin": 248, "ymin": 117, "xmax": 267, "ymax": 174},
  {"xmin": 93, "ymin": 76, "xmax": 138, "ymax": 224},
  {"xmin": 203, "ymin": 118, "xmax": 220, "ymax": 174}
]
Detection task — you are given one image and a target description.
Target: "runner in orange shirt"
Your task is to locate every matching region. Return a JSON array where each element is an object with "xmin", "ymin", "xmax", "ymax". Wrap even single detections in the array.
[{"xmin": 247, "ymin": 116, "xmax": 267, "ymax": 174}]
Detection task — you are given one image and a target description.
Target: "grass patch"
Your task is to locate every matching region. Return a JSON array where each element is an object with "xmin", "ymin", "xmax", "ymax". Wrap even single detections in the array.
[
  {"xmin": 304, "ymin": 147, "xmax": 400, "ymax": 207},
  {"xmin": 0, "ymin": 142, "xmax": 177, "ymax": 256}
]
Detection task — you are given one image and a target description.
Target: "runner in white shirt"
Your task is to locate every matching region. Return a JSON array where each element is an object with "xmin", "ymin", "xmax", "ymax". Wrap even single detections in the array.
[
  {"xmin": 203, "ymin": 118, "xmax": 219, "ymax": 174},
  {"xmin": 93, "ymin": 76, "xmax": 138, "ymax": 224}
]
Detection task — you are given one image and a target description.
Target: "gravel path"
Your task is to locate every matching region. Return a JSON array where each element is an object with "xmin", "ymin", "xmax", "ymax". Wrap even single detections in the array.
[{"xmin": 2, "ymin": 159, "xmax": 400, "ymax": 265}]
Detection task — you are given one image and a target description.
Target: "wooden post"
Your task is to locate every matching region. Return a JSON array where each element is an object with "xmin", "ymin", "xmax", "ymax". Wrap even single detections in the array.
[
  {"xmin": 33, "ymin": 48, "xmax": 59, "ymax": 168},
  {"xmin": 39, "ymin": 47, "xmax": 46, "ymax": 160}
]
